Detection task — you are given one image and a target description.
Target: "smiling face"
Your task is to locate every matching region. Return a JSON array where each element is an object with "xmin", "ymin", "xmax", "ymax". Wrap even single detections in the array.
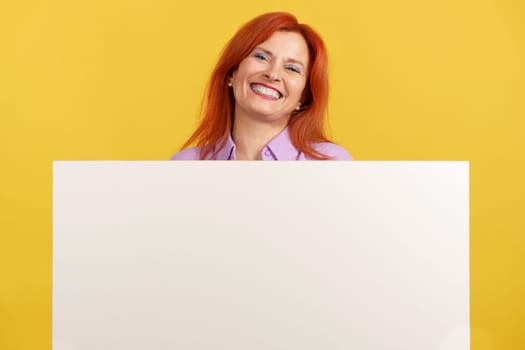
[{"xmin": 230, "ymin": 31, "xmax": 310, "ymax": 126}]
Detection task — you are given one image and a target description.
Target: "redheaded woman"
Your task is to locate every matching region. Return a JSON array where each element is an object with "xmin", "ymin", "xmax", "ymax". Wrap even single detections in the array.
[{"xmin": 171, "ymin": 12, "xmax": 351, "ymax": 160}]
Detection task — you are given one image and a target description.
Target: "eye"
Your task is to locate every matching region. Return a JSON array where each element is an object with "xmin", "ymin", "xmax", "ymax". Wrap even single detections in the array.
[
  {"xmin": 286, "ymin": 65, "xmax": 302, "ymax": 74},
  {"xmin": 253, "ymin": 52, "xmax": 269, "ymax": 61}
]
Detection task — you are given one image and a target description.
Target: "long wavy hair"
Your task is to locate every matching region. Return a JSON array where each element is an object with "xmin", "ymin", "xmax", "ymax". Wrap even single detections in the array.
[{"xmin": 181, "ymin": 12, "xmax": 332, "ymax": 160}]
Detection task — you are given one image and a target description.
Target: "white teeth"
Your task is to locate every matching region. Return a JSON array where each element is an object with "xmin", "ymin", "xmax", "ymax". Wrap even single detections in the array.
[{"xmin": 251, "ymin": 84, "xmax": 280, "ymax": 99}]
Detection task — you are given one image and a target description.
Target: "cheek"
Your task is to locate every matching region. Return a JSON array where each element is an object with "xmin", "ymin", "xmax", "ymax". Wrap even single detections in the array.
[
  {"xmin": 290, "ymin": 79, "xmax": 307, "ymax": 98},
  {"xmin": 234, "ymin": 60, "xmax": 260, "ymax": 81}
]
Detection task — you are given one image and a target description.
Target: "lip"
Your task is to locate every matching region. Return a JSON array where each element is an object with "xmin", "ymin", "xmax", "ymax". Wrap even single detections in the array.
[{"xmin": 250, "ymin": 83, "xmax": 283, "ymax": 99}]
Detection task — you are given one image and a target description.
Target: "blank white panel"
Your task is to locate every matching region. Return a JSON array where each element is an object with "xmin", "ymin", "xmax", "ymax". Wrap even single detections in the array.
[{"xmin": 53, "ymin": 161, "xmax": 469, "ymax": 350}]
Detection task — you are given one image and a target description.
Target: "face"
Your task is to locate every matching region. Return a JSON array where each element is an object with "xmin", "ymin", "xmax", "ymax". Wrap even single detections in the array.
[{"xmin": 230, "ymin": 31, "xmax": 309, "ymax": 125}]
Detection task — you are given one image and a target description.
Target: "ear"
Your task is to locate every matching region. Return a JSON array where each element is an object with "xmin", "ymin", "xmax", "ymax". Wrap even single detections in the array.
[
  {"xmin": 229, "ymin": 72, "xmax": 236, "ymax": 86},
  {"xmin": 300, "ymin": 84, "xmax": 312, "ymax": 108}
]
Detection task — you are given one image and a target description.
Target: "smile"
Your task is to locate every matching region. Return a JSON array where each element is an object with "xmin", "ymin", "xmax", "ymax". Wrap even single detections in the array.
[{"xmin": 250, "ymin": 83, "xmax": 282, "ymax": 100}]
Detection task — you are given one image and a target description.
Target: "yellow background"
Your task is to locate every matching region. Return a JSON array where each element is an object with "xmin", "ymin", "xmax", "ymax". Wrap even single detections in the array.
[{"xmin": 1, "ymin": 0, "xmax": 524, "ymax": 349}]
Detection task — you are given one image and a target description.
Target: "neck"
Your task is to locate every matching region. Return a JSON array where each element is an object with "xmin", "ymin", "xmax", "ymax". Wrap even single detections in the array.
[{"xmin": 232, "ymin": 113, "xmax": 289, "ymax": 160}]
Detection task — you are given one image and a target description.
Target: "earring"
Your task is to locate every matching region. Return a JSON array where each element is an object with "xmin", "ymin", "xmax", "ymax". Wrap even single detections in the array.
[
  {"xmin": 228, "ymin": 79, "xmax": 233, "ymax": 87},
  {"xmin": 295, "ymin": 104, "xmax": 301, "ymax": 110}
]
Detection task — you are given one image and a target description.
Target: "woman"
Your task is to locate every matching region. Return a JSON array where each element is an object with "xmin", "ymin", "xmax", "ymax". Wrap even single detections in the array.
[{"xmin": 171, "ymin": 12, "xmax": 351, "ymax": 160}]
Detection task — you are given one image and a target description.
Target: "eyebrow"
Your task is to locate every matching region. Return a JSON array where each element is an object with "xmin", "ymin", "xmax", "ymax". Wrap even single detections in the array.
[{"xmin": 253, "ymin": 47, "xmax": 307, "ymax": 69}]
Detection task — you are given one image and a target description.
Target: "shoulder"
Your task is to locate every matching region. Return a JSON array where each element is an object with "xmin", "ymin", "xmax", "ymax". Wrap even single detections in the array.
[
  {"xmin": 170, "ymin": 147, "xmax": 202, "ymax": 160},
  {"xmin": 313, "ymin": 142, "xmax": 353, "ymax": 160}
]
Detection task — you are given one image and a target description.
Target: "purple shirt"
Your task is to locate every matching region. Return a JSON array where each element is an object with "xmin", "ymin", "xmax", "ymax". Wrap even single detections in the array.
[{"xmin": 171, "ymin": 127, "xmax": 352, "ymax": 160}]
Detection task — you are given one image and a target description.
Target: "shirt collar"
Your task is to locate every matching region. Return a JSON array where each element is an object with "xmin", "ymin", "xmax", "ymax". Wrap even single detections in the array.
[
  {"xmin": 265, "ymin": 127, "xmax": 301, "ymax": 160},
  {"xmin": 213, "ymin": 127, "xmax": 301, "ymax": 160},
  {"xmin": 214, "ymin": 133, "xmax": 236, "ymax": 160}
]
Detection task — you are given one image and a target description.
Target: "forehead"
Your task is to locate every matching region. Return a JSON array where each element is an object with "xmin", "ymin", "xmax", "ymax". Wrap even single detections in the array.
[{"xmin": 256, "ymin": 31, "xmax": 309, "ymax": 65}]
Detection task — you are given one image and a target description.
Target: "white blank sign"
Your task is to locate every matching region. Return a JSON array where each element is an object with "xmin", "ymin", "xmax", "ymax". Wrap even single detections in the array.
[{"xmin": 53, "ymin": 161, "xmax": 469, "ymax": 350}]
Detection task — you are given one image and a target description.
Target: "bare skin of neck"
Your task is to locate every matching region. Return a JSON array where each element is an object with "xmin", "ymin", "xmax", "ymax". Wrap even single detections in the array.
[{"xmin": 232, "ymin": 111, "xmax": 290, "ymax": 160}]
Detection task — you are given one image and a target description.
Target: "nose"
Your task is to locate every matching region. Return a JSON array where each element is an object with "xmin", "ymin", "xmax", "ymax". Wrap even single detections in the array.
[{"xmin": 264, "ymin": 63, "xmax": 281, "ymax": 81}]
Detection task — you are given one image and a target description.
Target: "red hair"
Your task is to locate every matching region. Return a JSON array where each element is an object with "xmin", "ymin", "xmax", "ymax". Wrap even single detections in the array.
[{"xmin": 181, "ymin": 12, "xmax": 332, "ymax": 160}]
